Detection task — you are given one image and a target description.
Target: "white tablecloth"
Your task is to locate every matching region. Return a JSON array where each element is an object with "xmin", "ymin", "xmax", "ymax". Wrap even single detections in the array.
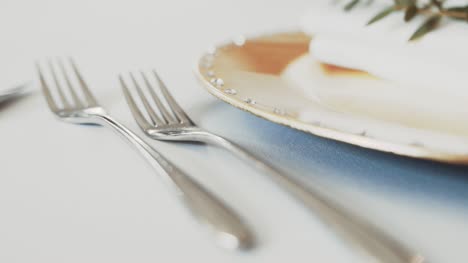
[{"xmin": 1, "ymin": 0, "xmax": 468, "ymax": 262}]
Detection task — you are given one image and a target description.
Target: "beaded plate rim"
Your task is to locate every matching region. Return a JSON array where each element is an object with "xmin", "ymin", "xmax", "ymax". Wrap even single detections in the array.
[{"xmin": 194, "ymin": 31, "xmax": 468, "ymax": 165}]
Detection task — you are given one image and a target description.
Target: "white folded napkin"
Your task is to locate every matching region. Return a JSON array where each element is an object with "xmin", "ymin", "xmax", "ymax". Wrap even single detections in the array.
[
  {"xmin": 301, "ymin": 0, "xmax": 468, "ymax": 95},
  {"xmin": 285, "ymin": 1, "xmax": 468, "ymax": 152}
]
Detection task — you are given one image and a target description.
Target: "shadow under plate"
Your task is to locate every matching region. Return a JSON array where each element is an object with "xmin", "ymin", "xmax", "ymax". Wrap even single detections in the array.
[{"xmin": 193, "ymin": 101, "xmax": 468, "ymax": 210}]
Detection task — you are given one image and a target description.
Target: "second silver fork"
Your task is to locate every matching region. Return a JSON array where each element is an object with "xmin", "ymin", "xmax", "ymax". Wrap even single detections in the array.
[{"xmin": 120, "ymin": 70, "xmax": 424, "ymax": 263}]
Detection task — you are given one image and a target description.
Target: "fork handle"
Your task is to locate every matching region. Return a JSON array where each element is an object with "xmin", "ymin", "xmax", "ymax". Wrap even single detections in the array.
[
  {"xmin": 197, "ymin": 132, "xmax": 422, "ymax": 263},
  {"xmin": 97, "ymin": 115, "xmax": 254, "ymax": 250}
]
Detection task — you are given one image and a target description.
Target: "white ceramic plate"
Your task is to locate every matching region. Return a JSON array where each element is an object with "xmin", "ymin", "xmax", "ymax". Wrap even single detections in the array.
[{"xmin": 194, "ymin": 32, "xmax": 468, "ymax": 165}]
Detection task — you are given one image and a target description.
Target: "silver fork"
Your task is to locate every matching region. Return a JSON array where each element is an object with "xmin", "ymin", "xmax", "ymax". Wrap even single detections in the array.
[
  {"xmin": 35, "ymin": 58, "xmax": 254, "ymax": 250},
  {"xmin": 0, "ymin": 84, "xmax": 30, "ymax": 104},
  {"xmin": 120, "ymin": 70, "xmax": 425, "ymax": 263}
]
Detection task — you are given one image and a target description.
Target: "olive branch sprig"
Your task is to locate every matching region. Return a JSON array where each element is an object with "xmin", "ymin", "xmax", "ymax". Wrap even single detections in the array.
[{"xmin": 344, "ymin": 0, "xmax": 468, "ymax": 40}]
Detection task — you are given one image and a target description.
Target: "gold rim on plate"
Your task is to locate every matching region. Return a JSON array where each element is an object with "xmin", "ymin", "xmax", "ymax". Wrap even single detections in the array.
[{"xmin": 194, "ymin": 32, "xmax": 468, "ymax": 165}]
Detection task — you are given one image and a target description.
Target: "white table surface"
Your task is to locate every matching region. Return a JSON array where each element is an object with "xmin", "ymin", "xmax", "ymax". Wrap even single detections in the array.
[{"xmin": 2, "ymin": 0, "xmax": 468, "ymax": 262}]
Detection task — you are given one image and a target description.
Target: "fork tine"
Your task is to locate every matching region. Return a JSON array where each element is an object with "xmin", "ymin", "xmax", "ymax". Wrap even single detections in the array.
[
  {"xmin": 36, "ymin": 62, "xmax": 59, "ymax": 112},
  {"xmin": 129, "ymin": 72, "xmax": 164, "ymax": 125},
  {"xmin": 48, "ymin": 59, "xmax": 71, "ymax": 109},
  {"xmin": 58, "ymin": 58, "xmax": 83, "ymax": 108},
  {"xmin": 68, "ymin": 57, "xmax": 98, "ymax": 107},
  {"xmin": 152, "ymin": 70, "xmax": 191, "ymax": 124},
  {"xmin": 140, "ymin": 71, "xmax": 176, "ymax": 124},
  {"xmin": 119, "ymin": 75, "xmax": 152, "ymax": 130}
]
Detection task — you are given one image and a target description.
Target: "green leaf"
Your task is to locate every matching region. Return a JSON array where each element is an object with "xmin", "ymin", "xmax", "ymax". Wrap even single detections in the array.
[
  {"xmin": 447, "ymin": 5, "xmax": 468, "ymax": 21},
  {"xmin": 409, "ymin": 15, "xmax": 441, "ymax": 41},
  {"xmin": 394, "ymin": 0, "xmax": 415, "ymax": 7},
  {"xmin": 404, "ymin": 4, "xmax": 418, "ymax": 21},
  {"xmin": 344, "ymin": 0, "xmax": 360, "ymax": 11},
  {"xmin": 447, "ymin": 5, "xmax": 468, "ymax": 12},
  {"xmin": 398, "ymin": 0, "xmax": 414, "ymax": 7},
  {"xmin": 430, "ymin": 0, "xmax": 443, "ymax": 10},
  {"xmin": 367, "ymin": 6, "xmax": 395, "ymax": 25}
]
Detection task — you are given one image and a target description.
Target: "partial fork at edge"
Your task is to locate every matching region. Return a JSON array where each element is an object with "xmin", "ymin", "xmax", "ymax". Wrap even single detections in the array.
[
  {"xmin": 120, "ymin": 70, "xmax": 426, "ymax": 263},
  {"xmin": 0, "ymin": 84, "xmax": 30, "ymax": 104},
  {"xmin": 36, "ymin": 58, "xmax": 254, "ymax": 250}
]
